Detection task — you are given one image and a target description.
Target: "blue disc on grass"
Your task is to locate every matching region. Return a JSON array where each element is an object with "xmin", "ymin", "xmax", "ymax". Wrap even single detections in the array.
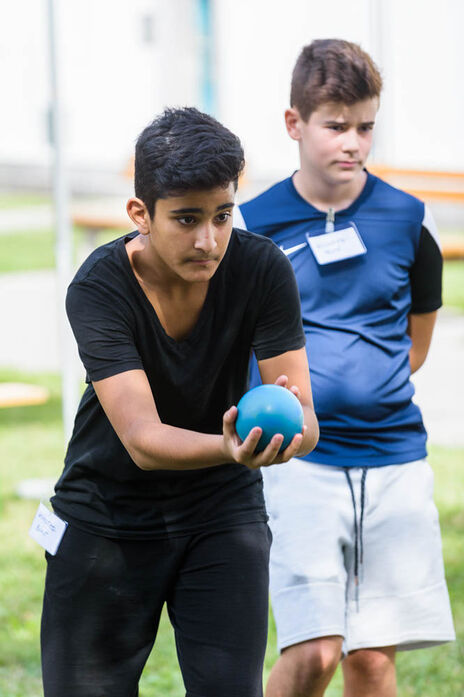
[{"xmin": 236, "ymin": 384, "xmax": 304, "ymax": 452}]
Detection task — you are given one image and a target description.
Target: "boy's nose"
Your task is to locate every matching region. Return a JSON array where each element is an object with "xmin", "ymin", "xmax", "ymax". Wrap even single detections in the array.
[
  {"xmin": 194, "ymin": 224, "xmax": 218, "ymax": 253},
  {"xmin": 342, "ymin": 129, "xmax": 360, "ymax": 153}
]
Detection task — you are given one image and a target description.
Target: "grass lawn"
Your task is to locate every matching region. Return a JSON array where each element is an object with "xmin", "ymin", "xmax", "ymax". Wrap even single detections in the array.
[
  {"xmin": 0, "ymin": 192, "xmax": 51, "ymax": 209},
  {"xmin": 0, "ymin": 369, "xmax": 463, "ymax": 695},
  {"xmin": 443, "ymin": 261, "xmax": 464, "ymax": 313},
  {"xmin": 0, "ymin": 228, "xmax": 123, "ymax": 274}
]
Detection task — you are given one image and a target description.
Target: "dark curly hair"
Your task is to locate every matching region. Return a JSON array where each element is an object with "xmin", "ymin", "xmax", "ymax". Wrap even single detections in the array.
[{"xmin": 134, "ymin": 107, "xmax": 245, "ymax": 218}]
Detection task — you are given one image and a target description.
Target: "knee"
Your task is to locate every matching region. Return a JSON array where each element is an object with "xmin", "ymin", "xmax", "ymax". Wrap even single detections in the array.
[
  {"xmin": 283, "ymin": 638, "xmax": 341, "ymax": 690},
  {"xmin": 345, "ymin": 647, "xmax": 395, "ymax": 683}
]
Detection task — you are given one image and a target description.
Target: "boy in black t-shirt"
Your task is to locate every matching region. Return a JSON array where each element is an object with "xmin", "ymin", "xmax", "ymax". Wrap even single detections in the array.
[{"xmin": 41, "ymin": 107, "xmax": 319, "ymax": 697}]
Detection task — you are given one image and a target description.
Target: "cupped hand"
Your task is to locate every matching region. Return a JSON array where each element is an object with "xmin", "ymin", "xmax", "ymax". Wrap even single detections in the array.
[{"xmin": 222, "ymin": 404, "xmax": 306, "ymax": 470}]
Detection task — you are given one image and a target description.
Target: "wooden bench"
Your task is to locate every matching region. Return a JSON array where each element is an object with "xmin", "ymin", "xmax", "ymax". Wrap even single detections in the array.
[
  {"xmin": 72, "ymin": 212, "xmax": 132, "ymax": 235},
  {"xmin": 72, "ymin": 200, "xmax": 133, "ymax": 258},
  {"xmin": 0, "ymin": 383, "xmax": 49, "ymax": 409}
]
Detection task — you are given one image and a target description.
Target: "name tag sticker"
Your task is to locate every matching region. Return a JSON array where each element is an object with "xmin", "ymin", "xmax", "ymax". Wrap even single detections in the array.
[
  {"xmin": 306, "ymin": 225, "xmax": 366, "ymax": 265},
  {"xmin": 29, "ymin": 502, "xmax": 68, "ymax": 555}
]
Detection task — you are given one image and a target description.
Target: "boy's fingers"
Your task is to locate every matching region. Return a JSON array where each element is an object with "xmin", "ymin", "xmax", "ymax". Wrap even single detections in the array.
[
  {"xmin": 251, "ymin": 434, "xmax": 285, "ymax": 468},
  {"xmin": 277, "ymin": 431, "xmax": 304, "ymax": 462},
  {"xmin": 222, "ymin": 406, "xmax": 239, "ymax": 440},
  {"xmin": 239, "ymin": 427, "xmax": 263, "ymax": 459},
  {"xmin": 262, "ymin": 434, "xmax": 285, "ymax": 461}
]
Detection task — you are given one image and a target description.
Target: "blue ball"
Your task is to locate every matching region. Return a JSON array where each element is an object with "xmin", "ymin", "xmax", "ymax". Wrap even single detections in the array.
[{"xmin": 236, "ymin": 384, "xmax": 304, "ymax": 453}]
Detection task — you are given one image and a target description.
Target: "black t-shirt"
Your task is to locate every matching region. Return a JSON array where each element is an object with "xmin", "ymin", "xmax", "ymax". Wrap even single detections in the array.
[{"xmin": 52, "ymin": 228, "xmax": 305, "ymax": 538}]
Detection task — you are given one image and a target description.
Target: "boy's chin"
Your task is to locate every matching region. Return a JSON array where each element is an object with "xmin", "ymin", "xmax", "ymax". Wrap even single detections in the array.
[{"xmin": 332, "ymin": 166, "xmax": 363, "ymax": 181}]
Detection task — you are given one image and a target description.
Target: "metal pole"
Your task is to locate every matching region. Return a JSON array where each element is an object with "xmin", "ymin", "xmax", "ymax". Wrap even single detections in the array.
[
  {"xmin": 46, "ymin": 0, "xmax": 78, "ymax": 441},
  {"xmin": 368, "ymin": 0, "xmax": 391, "ymax": 164},
  {"xmin": 197, "ymin": 0, "xmax": 215, "ymax": 115}
]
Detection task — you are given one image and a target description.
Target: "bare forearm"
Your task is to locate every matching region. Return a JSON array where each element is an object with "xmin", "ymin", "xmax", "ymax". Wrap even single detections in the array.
[
  {"xmin": 296, "ymin": 406, "xmax": 319, "ymax": 457},
  {"xmin": 409, "ymin": 349, "xmax": 425, "ymax": 374},
  {"xmin": 124, "ymin": 409, "xmax": 318, "ymax": 470},
  {"xmin": 124, "ymin": 420, "xmax": 228, "ymax": 471},
  {"xmin": 93, "ymin": 369, "xmax": 313, "ymax": 473},
  {"xmin": 407, "ymin": 311, "xmax": 437, "ymax": 374}
]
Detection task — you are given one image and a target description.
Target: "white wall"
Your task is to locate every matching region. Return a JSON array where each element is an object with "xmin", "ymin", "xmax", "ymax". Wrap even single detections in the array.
[
  {"xmin": 214, "ymin": 0, "xmax": 371, "ymax": 183},
  {"xmin": 0, "ymin": 0, "xmax": 49, "ymax": 164},
  {"xmin": 386, "ymin": 0, "xmax": 464, "ymax": 170},
  {"xmin": 214, "ymin": 0, "xmax": 464, "ymax": 183},
  {"xmin": 0, "ymin": 0, "xmax": 201, "ymax": 176},
  {"xmin": 0, "ymin": 0, "xmax": 462, "ymax": 190}
]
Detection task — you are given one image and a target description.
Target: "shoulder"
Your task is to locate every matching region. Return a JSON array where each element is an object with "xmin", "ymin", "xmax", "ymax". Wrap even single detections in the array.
[
  {"xmin": 229, "ymin": 227, "xmax": 282, "ymax": 258},
  {"xmin": 67, "ymin": 231, "xmax": 138, "ymax": 314},
  {"xmin": 365, "ymin": 173, "xmax": 425, "ymax": 223},
  {"xmin": 238, "ymin": 177, "xmax": 303, "ymax": 234},
  {"xmin": 72, "ymin": 231, "xmax": 137, "ymax": 285},
  {"xmin": 226, "ymin": 228, "xmax": 295, "ymax": 280}
]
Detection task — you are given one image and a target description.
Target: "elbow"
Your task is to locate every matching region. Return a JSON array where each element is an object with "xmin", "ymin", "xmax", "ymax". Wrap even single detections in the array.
[
  {"xmin": 123, "ymin": 422, "xmax": 161, "ymax": 471},
  {"xmin": 410, "ymin": 361, "xmax": 424, "ymax": 375},
  {"xmin": 125, "ymin": 442, "xmax": 154, "ymax": 471},
  {"xmin": 409, "ymin": 350, "xmax": 428, "ymax": 375},
  {"xmin": 297, "ymin": 411, "xmax": 320, "ymax": 457},
  {"xmin": 132, "ymin": 452, "xmax": 155, "ymax": 471}
]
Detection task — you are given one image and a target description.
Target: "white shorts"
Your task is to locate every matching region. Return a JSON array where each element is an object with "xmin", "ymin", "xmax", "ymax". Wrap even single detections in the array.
[{"xmin": 263, "ymin": 458, "xmax": 455, "ymax": 654}]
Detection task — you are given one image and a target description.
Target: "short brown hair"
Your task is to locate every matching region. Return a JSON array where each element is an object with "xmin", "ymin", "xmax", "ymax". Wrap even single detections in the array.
[{"xmin": 290, "ymin": 39, "xmax": 383, "ymax": 121}]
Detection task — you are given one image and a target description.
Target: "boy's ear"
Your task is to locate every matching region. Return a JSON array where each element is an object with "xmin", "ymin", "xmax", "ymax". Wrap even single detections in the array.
[
  {"xmin": 285, "ymin": 107, "xmax": 303, "ymax": 141},
  {"xmin": 126, "ymin": 197, "xmax": 151, "ymax": 235}
]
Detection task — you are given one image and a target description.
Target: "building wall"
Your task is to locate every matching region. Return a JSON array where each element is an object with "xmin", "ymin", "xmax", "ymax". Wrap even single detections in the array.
[
  {"xmin": 0, "ymin": 0, "xmax": 200, "ymax": 187},
  {"xmin": 214, "ymin": 0, "xmax": 464, "ymax": 181},
  {"xmin": 214, "ymin": 0, "xmax": 371, "ymax": 183},
  {"xmin": 0, "ymin": 0, "xmax": 462, "ymax": 191}
]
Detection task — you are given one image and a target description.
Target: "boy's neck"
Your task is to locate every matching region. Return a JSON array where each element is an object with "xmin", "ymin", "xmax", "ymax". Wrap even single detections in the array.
[{"xmin": 293, "ymin": 168, "xmax": 367, "ymax": 213}]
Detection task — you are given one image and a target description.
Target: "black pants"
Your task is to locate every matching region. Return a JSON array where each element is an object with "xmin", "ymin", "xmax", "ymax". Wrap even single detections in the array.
[{"xmin": 41, "ymin": 522, "xmax": 271, "ymax": 697}]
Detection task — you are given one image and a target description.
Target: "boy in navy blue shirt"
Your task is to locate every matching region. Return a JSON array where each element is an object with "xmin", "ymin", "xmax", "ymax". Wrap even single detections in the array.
[{"xmin": 237, "ymin": 39, "xmax": 454, "ymax": 697}]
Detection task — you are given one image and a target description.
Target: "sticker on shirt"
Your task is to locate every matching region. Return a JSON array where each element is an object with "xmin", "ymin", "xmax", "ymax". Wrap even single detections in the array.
[
  {"xmin": 306, "ymin": 224, "xmax": 366, "ymax": 265},
  {"xmin": 29, "ymin": 502, "xmax": 68, "ymax": 555}
]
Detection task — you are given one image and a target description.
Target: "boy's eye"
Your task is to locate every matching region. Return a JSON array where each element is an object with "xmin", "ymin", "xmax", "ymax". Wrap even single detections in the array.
[
  {"xmin": 215, "ymin": 211, "xmax": 231, "ymax": 223},
  {"xmin": 328, "ymin": 124, "xmax": 344, "ymax": 132},
  {"xmin": 359, "ymin": 124, "xmax": 374, "ymax": 132},
  {"xmin": 177, "ymin": 216, "xmax": 196, "ymax": 225}
]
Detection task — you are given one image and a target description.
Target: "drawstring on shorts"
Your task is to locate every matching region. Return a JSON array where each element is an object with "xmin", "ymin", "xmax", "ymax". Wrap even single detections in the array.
[{"xmin": 343, "ymin": 467, "xmax": 368, "ymax": 609}]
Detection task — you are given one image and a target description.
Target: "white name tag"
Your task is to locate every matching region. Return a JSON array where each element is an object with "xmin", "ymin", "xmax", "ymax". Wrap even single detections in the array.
[
  {"xmin": 306, "ymin": 226, "xmax": 366, "ymax": 265},
  {"xmin": 29, "ymin": 502, "xmax": 68, "ymax": 555}
]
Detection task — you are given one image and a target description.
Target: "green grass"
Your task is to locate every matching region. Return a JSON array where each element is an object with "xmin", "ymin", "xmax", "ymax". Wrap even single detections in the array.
[
  {"xmin": 0, "ymin": 193, "xmax": 51, "ymax": 209},
  {"xmin": 0, "ymin": 230, "xmax": 56, "ymax": 274},
  {"xmin": 0, "ymin": 368, "xmax": 462, "ymax": 695},
  {"xmin": 443, "ymin": 261, "xmax": 464, "ymax": 313},
  {"xmin": 0, "ymin": 228, "xmax": 125, "ymax": 274}
]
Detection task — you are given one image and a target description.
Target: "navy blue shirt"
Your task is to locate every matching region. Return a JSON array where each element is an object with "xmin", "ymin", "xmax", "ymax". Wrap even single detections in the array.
[{"xmin": 239, "ymin": 172, "xmax": 442, "ymax": 467}]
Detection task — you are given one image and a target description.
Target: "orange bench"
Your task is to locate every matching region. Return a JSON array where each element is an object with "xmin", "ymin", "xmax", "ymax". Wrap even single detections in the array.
[
  {"xmin": 0, "ymin": 383, "xmax": 49, "ymax": 409},
  {"xmin": 369, "ymin": 165, "xmax": 464, "ymax": 204}
]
